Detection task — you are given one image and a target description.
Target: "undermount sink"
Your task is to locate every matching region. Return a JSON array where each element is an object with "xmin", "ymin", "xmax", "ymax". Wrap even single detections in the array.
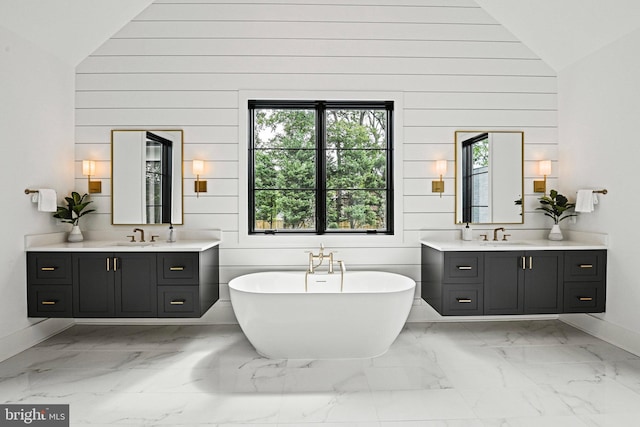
[
  {"xmin": 112, "ymin": 241, "xmax": 154, "ymax": 247},
  {"xmin": 479, "ymin": 240, "xmax": 529, "ymax": 246}
]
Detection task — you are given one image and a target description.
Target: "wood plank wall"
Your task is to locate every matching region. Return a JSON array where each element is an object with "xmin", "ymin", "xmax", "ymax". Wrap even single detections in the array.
[{"xmin": 74, "ymin": 0, "xmax": 558, "ymax": 299}]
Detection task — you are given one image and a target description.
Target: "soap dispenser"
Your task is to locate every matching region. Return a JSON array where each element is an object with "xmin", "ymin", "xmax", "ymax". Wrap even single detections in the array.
[
  {"xmin": 167, "ymin": 224, "xmax": 176, "ymax": 243},
  {"xmin": 462, "ymin": 223, "xmax": 473, "ymax": 241}
]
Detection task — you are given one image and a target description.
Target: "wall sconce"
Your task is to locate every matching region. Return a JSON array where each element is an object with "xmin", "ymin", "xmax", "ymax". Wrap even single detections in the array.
[
  {"xmin": 192, "ymin": 159, "xmax": 207, "ymax": 197},
  {"xmin": 534, "ymin": 160, "xmax": 551, "ymax": 193},
  {"xmin": 82, "ymin": 160, "xmax": 101, "ymax": 193},
  {"xmin": 432, "ymin": 160, "xmax": 447, "ymax": 197}
]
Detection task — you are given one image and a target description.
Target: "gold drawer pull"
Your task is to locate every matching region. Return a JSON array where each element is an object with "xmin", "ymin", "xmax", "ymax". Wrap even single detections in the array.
[
  {"xmin": 579, "ymin": 264, "xmax": 594, "ymax": 268},
  {"xmin": 578, "ymin": 297, "xmax": 594, "ymax": 302},
  {"xmin": 41, "ymin": 300, "xmax": 58, "ymax": 305},
  {"xmin": 41, "ymin": 267, "xmax": 57, "ymax": 271},
  {"xmin": 457, "ymin": 266, "xmax": 472, "ymax": 270},
  {"xmin": 457, "ymin": 298, "xmax": 472, "ymax": 303},
  {"xmin": 169, "ymin": 266, "xmax": 185, "ymax": 271},
  {"xmin": 170, "ymin": 299, "xmax": 186, "ymax": 305}
]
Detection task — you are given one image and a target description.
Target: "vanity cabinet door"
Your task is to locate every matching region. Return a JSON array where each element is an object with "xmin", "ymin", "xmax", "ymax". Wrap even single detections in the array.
[
  {"xmin": 73, "ymin": 253, "xmax": 115, "ymax": 317},
  {"xmin": 484, "ymin": 252, "xmax": 524, "ymax": 315},
  {"xmin": 522, "ymin": 251, "xmax": 563, "ymax": 314},
  {"xmin": 114, "ymin": 253, "xmax": 157, "ymax": 317}
]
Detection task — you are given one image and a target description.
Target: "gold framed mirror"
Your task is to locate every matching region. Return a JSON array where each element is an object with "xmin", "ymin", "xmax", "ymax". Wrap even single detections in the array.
[
  {"xmin": 111, "ymin": 129, "xmax": 184, "ymax": 225},
  {"xmin": 455, "ymin": 131, "xmax": 524, "ymax": 224}
]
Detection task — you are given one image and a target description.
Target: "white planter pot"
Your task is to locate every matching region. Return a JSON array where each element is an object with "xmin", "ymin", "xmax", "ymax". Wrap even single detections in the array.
[
  {"xmin": 548, "ymin": 224, "xmax": 563, "ymax": 241},
  {"xmin": 68, "ymin": 225, "xmax": 84, "ymax": 242}
]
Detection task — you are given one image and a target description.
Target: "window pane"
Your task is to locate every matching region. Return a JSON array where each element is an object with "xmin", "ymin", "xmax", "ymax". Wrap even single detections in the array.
[
  {"xmin": 254, "ymin": 109, "xmax": 316, "ymax": 149},
  {"xmin": 254, "ymin": 190, "xmax": 316, "ymax": 230},
  {"xmin": 326, "ymin": 190, "xmax": 387, "ymax": 230},
  {"xmin": 325, "ymin": 148, "xmax": 387, "ymax": 190},
  {"xmin": 255, "ymin": 148, "xmax": 315, "ymax": 190},
  {"xmin": 325, "ymin": 109, "xmax": 387, "ymax": 150}
]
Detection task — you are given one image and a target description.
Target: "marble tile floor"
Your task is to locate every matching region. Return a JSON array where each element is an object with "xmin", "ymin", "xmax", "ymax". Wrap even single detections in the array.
[{"xmin": 2, "ymin": 320, "xmax": 640, "ymax": 426}]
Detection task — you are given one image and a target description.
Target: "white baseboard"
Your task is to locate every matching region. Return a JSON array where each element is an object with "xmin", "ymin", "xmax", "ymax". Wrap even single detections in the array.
[
  {"xmin": 0, "ymin": 318, "xmax": 74, "ymax": 362},
  {"xmin": 560, "ymin": 313, "xmax": 640, "ymax": 357}
]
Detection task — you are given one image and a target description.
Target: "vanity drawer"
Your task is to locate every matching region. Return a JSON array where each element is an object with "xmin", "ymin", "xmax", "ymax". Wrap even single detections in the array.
[
  {"xmin": 564, "ymin": 250, "xmax": 606, "ymax": 282},
  {"xmin": 443, "ymin": 253, "xmax": 484, "ymax": 283},
  {"xmin": 27, "ymin": 285, "xmax": 72, "ymax": 317},
  {"xmin": 563, "ymin": 283, "xmax": 605, "ymax": 313},
  {"xmin": 442, "ymin": 284, "xmax": 483, "ymax": 316},
  {"xmin": 157, "ymin": 286, "xmax": 200, "ymax": 317},
  {"xmin": 27, "ymin": 253, "xmax": 72, "ymax": 285},
  {"xmin": 157, "ymin": 253, "xmax": 199, "ymax": 285}
]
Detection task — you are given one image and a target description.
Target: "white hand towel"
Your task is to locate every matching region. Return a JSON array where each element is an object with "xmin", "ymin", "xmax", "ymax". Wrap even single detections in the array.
[
  {"xmin": 36, "ymin": 189, "xmax": 57, "ymax": 212},
  {"xmin": 575, "ymin": 189, "xmax": 596, "ymax": 213}
]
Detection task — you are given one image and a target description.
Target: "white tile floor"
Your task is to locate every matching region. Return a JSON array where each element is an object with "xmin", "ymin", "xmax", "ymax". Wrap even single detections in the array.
[{"xmin": 2, "ymin": 320, "xmax": 640, "ymax": 426}]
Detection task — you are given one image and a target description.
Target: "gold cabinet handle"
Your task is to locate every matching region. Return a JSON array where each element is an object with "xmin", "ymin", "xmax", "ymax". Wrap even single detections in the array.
[
  {"xmin": 578, "ymin": 297, "xmax": 594, "ymax": 302},
  {"xmin": 106, "ymin": 257, "xmax": 110, "ymax": 272},
  {"xmin": 170, "ymin": 299, "xmax": 186, "ymax": 305},
  {"xmin": 113, "ymin": 257, "xmax": 118, "ymax": 271},
  {"xmin": 41, "ymin": 300, "xmax": 58, "ymax": 305},
  {"xmin": 170, "ymin": 266, "xmax": 185, "ymax": 271},
  {"xmin": 456, "ymin": 298, "xmax": 472, "ymax": 303},
  {"xmin": 40, "ymin": 267, "xmax": 57, "ymax": 271},
  {"xmin": 522, "ymin": 256, "xmax": 526, "ymax": 270},
  {"xmin": 457, "ymin": 266, "xmax": 472, "ymax": 270},
  {"xmin": 579, "ymin": 264, "xmax": 594, "ymax": 268},
  {"xmin": 529, "ymin": 256, "xmax": 533, "ymax": 270}
]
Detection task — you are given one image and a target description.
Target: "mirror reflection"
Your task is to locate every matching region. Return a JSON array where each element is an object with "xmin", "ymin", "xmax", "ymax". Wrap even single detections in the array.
[
  {"xmin": 455, "ymin": 131, "xmax": 523, "ymax": 224},
  {"xmin": 111, "ymin": 130, "xmax": 183, "ymax": 225}
]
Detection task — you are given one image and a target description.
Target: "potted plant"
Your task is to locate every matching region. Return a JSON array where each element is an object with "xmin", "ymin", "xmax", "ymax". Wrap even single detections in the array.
[
  {"xmin": 537, "ymin": 189, "xmax": 577, "ymax": 240},
  {"xmin": 53, "ymin": 192, "xmax": 95, "ymax": 242}
]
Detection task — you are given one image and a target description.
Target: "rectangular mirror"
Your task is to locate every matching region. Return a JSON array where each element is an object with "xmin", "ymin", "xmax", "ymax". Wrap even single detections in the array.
[
  {"xmin": 111, "ymin": 130, "xmax": 183, "ymax": 225},
  {"xmin": 455, "ymin": 131, "xmax": 523, "ymax": 224}
]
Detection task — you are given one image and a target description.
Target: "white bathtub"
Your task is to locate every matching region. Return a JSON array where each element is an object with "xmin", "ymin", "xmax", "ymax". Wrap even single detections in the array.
[{"xmin": 228, "ymin": 271, "xmax": 416, "ymax": 359}]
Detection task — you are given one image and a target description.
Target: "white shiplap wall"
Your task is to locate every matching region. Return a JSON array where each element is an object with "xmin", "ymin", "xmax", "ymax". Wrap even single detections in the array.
[{"xmin": 74, "ymin": 0, "xmax": 558, "ymax": 305}]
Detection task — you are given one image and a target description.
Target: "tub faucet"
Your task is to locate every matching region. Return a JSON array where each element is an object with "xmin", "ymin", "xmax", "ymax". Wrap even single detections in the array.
[
  {"xmin": 493, "ymin": 227, "xmax": 505, "ymax": 241},
  {"xmin": 307, "ymin": 244, "xmax": 335, "ymax": 274},
  {"xmin": 133, "ymin": 228, "xmax": 145, "ymax": 242}
]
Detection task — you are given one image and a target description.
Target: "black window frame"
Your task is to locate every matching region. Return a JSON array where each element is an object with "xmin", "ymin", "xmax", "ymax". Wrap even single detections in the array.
[{"xmin": 248, "ymin": 100, "xmax": 394, "ymax": 235}]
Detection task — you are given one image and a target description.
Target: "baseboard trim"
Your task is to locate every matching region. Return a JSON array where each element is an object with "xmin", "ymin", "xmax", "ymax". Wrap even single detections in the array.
[
  {"xmin": 0, "ymin": 318, "xmax": 74, "ymax": 362},
  {"xmin": 560, "ymin": 313, "xmax": 640, "ymax": 357}
]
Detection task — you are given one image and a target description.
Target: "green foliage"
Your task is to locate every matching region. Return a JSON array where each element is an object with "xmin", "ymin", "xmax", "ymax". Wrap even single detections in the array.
[
  {"xmin": 253, "ymin": 108, "xmax": 388, "ymax": 230},
  {"xmin": 537, "ymin": 189, "xmax": 577, "ymax": 224},
  {"xmin": 53, "ymin": 192, "xmax": 95, "ymax": 226}
]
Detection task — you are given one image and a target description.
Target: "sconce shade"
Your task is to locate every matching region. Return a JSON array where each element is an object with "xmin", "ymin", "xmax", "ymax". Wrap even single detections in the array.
[
  {"xmin": 192, "ymin": 159, "xmax": 205, "ymax": 176},
  {"xmin": 538, "ymin": 160, "xmax": 551, "ymax": 176},
  {"xmin": 435, "ymin": 160, "xmax": 448, "ymax": 176},
  {"xmin": 82, "ymin": 160, "xmax": 96, "ymax": 176}
]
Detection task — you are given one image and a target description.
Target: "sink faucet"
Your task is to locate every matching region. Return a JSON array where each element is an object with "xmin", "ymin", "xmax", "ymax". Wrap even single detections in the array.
[
  {"xmin": 133, "ymin": 228, "xmax": 145, "ymax": 242},
  {"xmin": 493, "ymin": 227, "xmax": 505, "ymax": 241}
]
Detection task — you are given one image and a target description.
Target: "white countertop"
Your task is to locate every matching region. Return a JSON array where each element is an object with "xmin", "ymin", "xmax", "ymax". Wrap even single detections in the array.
[
  {"xmin": 26, "ymin": 239, "xmax": 220, "ymax": 252},
  {"xmin": 421, "ymin": 239, "xmax": 607, "ymax": 252}
]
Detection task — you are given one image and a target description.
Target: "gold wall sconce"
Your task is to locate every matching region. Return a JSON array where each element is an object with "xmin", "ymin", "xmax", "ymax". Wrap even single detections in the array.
[
  {"xmin": 432, "ymin": 159, "xmax": 447, "ymax": 197},
  {"xmin": 82, "ymin": 160, "xmax": 102, "ymax": 193},
  {"xmin": 192, "ymin": 159, "xmax": 207, "ymax": 197},
  {"xmin": 534, "ymin": 160, "xmax": 551, "ymax": 193}
]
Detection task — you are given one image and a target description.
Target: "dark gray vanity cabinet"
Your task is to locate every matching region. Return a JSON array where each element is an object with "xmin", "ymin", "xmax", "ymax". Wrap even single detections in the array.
[
  {"xmin": 73, "ymin": 253, "xmax": 157, "ymax": 317},
  {"xmin": 421, "ymin": 245, "xmax": 605, "ymax": 316},
  {"xmin": 484, "ymin": 251, "xmax": 562, "ymax": 315},
  {"xmin": 27, "ymin": 253, "xmax": 73, "ymax": 317},
  {"xmin": 27, "ymin": 246, "xmax": 219, "ymax": 319},
  {"xmin": 563, "ymin": 250, "xmax": 606, "ymax": 313}
]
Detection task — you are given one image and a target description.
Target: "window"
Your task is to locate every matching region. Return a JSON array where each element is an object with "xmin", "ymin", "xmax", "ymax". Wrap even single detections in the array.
[
  {"xmin": 461, "ymin": 132, "xmax": 489, "ymax": 223},
  {"xmin": 248, "ymin": 100, "xmax": 394, "ymax": 234}
]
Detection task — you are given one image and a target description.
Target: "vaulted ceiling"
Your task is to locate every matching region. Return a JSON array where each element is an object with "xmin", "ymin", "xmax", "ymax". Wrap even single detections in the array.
[{"xmin": 1, "ymin": 0, "xmax": 640, "ymax": 71}]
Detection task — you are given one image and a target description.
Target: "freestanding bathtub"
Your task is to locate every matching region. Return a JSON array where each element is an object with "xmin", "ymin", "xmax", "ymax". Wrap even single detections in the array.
[{"xmin": 228, "ymin": 271, "xmax": 416, "ymax": 359}]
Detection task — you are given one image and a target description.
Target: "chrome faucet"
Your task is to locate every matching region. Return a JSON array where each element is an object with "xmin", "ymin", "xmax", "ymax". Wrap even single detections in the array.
[
  {"xmin": 133, "ymin": 228, "xmax": 145, "ymax": 242},
  {"xmin": 493, "ymin": 227, "xmax": 505, "ymax": 241}
]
